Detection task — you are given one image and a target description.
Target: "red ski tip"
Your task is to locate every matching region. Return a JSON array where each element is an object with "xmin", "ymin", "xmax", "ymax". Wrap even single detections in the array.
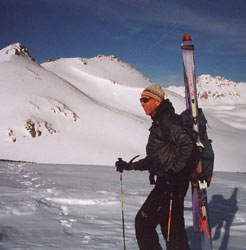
[{"xmin": 182, "ymin": 34, "xmax": 192, "ymax": 41}]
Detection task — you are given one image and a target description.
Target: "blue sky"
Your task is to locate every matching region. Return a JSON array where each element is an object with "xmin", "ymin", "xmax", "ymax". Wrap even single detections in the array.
[{"xmin": 1, "ymin": 0, "xmax": 246, "ymax": 86}]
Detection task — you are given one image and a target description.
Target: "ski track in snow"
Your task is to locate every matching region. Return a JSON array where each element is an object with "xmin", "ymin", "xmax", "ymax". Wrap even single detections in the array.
[{"xmin": 0, "ymin": 162, "xmax": 245, "ymax": 249}]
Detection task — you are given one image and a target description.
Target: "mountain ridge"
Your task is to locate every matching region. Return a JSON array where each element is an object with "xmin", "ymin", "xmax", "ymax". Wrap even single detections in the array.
[
  {"xmin": 167, "ymin": 74, "xmax": 246, "ymax": 106},
  {"xmin": 0, "ymin": 43, "xmax": 245, "ymax": 172}
]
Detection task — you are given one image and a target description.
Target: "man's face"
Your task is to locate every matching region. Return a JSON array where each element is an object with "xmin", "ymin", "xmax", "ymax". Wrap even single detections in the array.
[{"xmin": 140, "ymin": 95, "xmax": 161, "ymax": 117}]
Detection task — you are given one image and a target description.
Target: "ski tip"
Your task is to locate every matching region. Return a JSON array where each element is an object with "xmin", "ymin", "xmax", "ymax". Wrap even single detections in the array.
[{"xmin": 182, "ymin": 34, "xmax": 192, "ymax": 41}]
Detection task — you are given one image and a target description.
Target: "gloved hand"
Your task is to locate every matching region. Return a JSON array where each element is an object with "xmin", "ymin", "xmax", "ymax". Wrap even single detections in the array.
[
  {"xmin": 164, "ymin": 169, "xmax": 175, "ymax": 185},
  {"xmin": 115, "ymin": 158, "xmax": 133, "ymax": 173}
]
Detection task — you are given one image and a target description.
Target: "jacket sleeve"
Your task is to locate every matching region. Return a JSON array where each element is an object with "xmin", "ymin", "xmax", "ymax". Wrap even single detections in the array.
[
  {"xmin": 143, "ymin": 125, "xmax": 193, "ymax": 174},
  {"xmin": 133, "ymin": 122, "xmax": 194, "ymax": 175}
]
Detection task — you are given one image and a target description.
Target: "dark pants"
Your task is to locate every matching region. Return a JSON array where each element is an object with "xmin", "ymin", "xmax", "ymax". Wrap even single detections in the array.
[{"xmin": 135, "ymin": 177, "xmax": 190, "ymax": 250}]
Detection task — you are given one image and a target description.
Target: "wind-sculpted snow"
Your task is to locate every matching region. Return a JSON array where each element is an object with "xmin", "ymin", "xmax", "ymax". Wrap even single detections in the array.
[{"xmin": 0, "ymin": 161, "xmax": 245, "ymax": 249}]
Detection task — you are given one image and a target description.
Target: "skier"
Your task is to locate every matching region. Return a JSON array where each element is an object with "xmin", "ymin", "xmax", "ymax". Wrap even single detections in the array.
[{"xmin": 115, "ymin": 84, "xmax": 194, "ymax": 250}]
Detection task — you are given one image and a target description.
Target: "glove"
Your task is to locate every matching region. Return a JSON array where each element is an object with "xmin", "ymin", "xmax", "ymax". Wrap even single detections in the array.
[
  {"xmin": 115, "ymin": 158, "xmax": 133, "ymax": 173},
  {"xmin": 164, "ymin": 169, "xmax": 175, "ymax": 185}
]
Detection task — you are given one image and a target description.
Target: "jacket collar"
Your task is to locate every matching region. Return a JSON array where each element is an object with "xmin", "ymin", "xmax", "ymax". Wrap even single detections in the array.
[{"xmin": 152, "ymin": 99, "xmax": 175, "ymax": 122}]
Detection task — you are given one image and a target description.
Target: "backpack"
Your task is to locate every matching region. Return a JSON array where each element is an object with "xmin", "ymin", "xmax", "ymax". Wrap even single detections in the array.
[{"xmin": 180, "ymin": 108, "xmax": 214, "ymax": 182}]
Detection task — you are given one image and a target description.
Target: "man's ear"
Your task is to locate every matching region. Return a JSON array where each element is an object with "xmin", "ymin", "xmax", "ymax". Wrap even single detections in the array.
[{"xmin": 154, "ymin": 99, "xmax": 161, "ymax": 107}]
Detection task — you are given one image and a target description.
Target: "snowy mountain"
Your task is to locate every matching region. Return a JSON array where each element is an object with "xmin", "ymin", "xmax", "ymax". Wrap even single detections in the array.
[
  {"xmin": 197, "ymin": 75, "xmax": 246, "ymax": 106},
  {"xmin": 168, "ymin": 74, "xmax": 246, "ymax": 106},
  {"xmin": 0, "ymin": 43, "xmax": 149, "ymax": 165},
  {"xmin": 0, "ymin": 43, "xmax": 245, "ymax": 172}
]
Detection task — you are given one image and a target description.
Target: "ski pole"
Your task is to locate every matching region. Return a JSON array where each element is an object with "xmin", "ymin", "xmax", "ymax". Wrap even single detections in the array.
[
  {"xmin": 118, "ymin": 155, "xmax": 139, "ymax": 250},
  {"xmin": 167, "ymin": 191, "xmax": 173, "ymax": 242},
  {"xmin": 120, "ymin": 172, "xmax": 126, "ymax": 250}
]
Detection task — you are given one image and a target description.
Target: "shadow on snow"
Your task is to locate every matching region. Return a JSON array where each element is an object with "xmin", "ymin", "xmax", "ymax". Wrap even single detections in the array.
[{"xmin": 187, "ymin": 187, "xmax": 239, "ymax": 250}]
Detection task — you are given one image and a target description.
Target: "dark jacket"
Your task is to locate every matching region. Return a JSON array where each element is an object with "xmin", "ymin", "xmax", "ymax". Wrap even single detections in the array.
[{"xmin": 135, "ymin": 99, "xmax": 194, "ymax": 179}]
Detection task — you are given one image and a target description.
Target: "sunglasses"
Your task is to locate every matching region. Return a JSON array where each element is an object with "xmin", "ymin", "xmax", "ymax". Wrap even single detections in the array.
[{"xmin": 140, "ymin": 97, "xmax": 153, "ymax": 103}]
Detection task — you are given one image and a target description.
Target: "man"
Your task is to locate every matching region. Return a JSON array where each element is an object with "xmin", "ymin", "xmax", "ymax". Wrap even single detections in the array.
[{"xmin": 115, "ymin": 84, "xmax": 193, "ymax": 250}]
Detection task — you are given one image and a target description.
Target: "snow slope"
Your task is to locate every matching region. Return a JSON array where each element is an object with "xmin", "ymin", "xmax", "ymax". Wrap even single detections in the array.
[
  {"xmin": 0, "ymin": 43, "xmax": 245, "ymax": 172},
  {"xmin": 42, "ymin": 55, "xmax": 154, "ymax": 116},
  {"xmin": 0, "ymin": 44, "xmax": 148, "ymax": 165},
  {"xmin": 44, "ymin": 55, "xmax": 152, "ymax": 87}
]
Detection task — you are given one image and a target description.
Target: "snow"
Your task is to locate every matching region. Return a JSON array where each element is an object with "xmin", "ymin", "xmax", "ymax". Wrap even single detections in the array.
[
  {"xmin": 0, "ymin": 43, "xmax": 246, "ymax": 249},
  {"xmin": 0, "ymin": 161, "xmax": 245, "ymax": 250},
  {"xmin": 0, "ymin": 43, "xmax": 245, "ymax": 172}
]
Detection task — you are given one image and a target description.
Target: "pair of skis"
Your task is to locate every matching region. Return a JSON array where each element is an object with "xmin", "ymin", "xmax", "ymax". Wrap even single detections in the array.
[{"xmin": 181, "ymin": 34, "xmax": 213, "ymax": 250}]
